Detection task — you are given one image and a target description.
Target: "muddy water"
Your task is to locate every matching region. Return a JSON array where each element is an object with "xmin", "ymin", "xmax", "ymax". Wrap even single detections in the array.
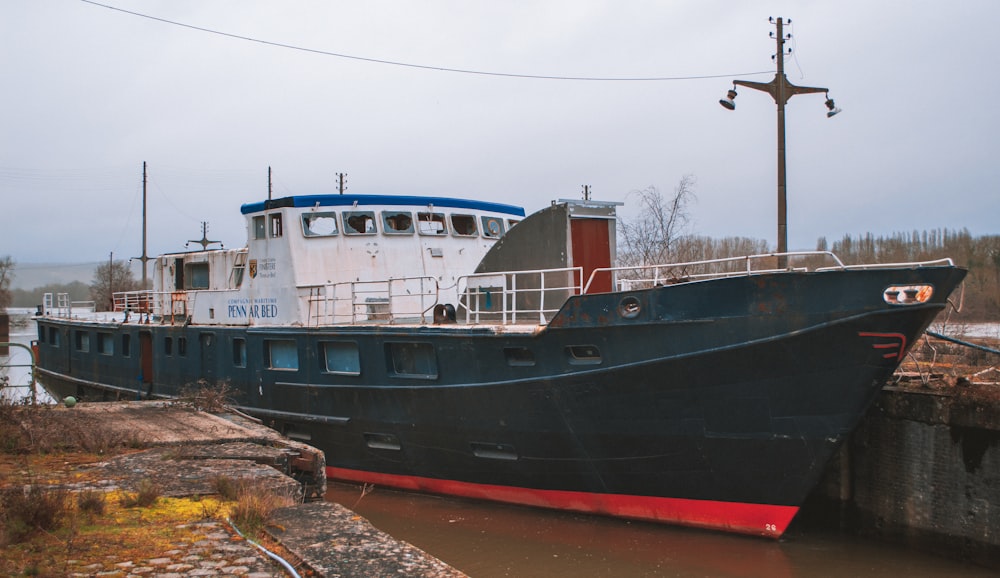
[{"xmin": 326, "ymin": 482, "xmax": 992, "ymax": 577}]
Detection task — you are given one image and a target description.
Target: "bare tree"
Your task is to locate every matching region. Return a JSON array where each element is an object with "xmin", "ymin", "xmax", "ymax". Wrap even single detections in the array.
[
  {"xmin": 90, "ymin": 260, "xmax": 141, "ymax": 311},
  {"xmin": 618, "ymin": 175, "xmax": 697, "ymax": 268},
  {"xmin": 0, "ymin": 255, "xmax": 14, "ymax": 312}
]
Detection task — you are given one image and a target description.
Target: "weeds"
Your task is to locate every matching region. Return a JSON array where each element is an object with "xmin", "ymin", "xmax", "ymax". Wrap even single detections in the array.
[
  {"xmin": 119, "ymin": 479, "xmax": 161, "ymax": 508},
  {"xmin": 212, "ymin": 474, "xmax": 239, "ymax": 501},
  {"xmin": 0, "ymin": 484, "xmax": 69, "ymax": 545},
  {"xmin": 177, "ymin": 379, "xmax": 239, "ymax": 413},
  {"xmin": 0, "ymin": 402, "xmax": 147, "ymax": 456},
  {"xmin": 76, "ymin": 490, "xmax": 106, "ymax": 517},
  {"xmin": 222, "ymin": 478, "xmax": 296, "ymax": 539}
]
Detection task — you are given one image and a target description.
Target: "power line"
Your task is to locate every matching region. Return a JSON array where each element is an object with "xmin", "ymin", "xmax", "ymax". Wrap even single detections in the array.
[{"xmin": 79, "ymin": 0, "xmax": 771, "ymax": 82}]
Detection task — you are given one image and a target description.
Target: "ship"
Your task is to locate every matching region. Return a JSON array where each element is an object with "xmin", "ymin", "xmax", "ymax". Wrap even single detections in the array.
[{"xmin": 32, "ymin": 193, "xmax": 967, "ymax": 537}]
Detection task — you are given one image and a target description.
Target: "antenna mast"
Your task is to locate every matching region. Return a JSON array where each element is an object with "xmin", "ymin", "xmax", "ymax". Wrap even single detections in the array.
[{"xmin": 132, "ymin": 161, "xmax": 150, "ymax": 289}]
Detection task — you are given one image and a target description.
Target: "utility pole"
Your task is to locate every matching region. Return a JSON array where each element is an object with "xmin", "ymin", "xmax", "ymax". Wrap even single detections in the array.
[
  {"xmin": 720, "ymin": 17, "xmax": 840, "ymax": 269},
  {"xmin": 336, "ymin": 173, "xmax": 347, "ymax": 195}
]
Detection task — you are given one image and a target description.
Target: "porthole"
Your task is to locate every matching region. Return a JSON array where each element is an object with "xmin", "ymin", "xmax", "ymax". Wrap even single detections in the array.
[
  {"xmin": 883, "ymin": 284, "xmax": 933, "ymax": 305},
  {"xmin": 618, "ymin": 296, "xmax": 641, "ymax": 319}
]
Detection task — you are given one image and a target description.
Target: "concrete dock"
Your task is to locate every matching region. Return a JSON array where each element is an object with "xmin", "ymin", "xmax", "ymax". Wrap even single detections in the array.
[{"xmin": 0, "ymin": 400, "xmax": 465, "ymax": 577}]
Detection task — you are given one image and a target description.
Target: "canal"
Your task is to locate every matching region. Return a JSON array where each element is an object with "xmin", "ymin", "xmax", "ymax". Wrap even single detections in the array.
[{"xmin": 326, "ymin": 482, "xmax": 994, "ymax": 577}]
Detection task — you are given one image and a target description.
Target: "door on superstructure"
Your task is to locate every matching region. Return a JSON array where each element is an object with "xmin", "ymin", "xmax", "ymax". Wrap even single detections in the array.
[
  {"xmin": 139, "ymin": 331, "xmax": 153, "ymax": 392},
  {"xmin": 570, "ymin": 218, "xmax": 613, "ymax": 294},
  {"xmin": 200, "ymin": 332, "xmax": 216, "ymax": 382}
]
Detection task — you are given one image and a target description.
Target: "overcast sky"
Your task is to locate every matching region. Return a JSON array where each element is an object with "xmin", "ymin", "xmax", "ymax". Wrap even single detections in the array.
[{"xmin": 3, "ymin": 0, "xmax": 999, "ymax": 268}]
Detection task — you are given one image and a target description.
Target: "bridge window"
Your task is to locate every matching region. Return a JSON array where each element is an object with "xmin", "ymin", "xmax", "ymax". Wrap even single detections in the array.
[
  {"xmin": 322, "ymin": 341, "xmax": 361, "ymax": 375},
  {"xmin": 178, "ymin": 337, "xmax": 187, "ymax": 357},
  {"xmin": 382, "ymin": 211, "xmax": 414, "ymax": 235},
  {"xmin": 302, "ymin": 212, "xmax": 339, "ymax": 237},
  {"xmin": 343, "ymin": 211, "xmax": 377, "ymax": 235},
  {"xmin": 49, "ymin": 327, "xmax": 60, "ymax": 347},
  {"xmin": 417, "ymin": 212, "xmax": 447, "ymax": 236},
  {"xmin": 386, "ymin": 342, "xmax": 437, "ymax": 378},
  {"xmin": 164, "ymin": 336, "xmax": 173, "ymax": 356},
  {"xmin": 253, "ymin": 216, "xmax": 266, "ymax": 240},
  {"xmin": 451, "ymin": 214, "xmax": 478, "ymax": 237},
  {"xmin": 185, "ymin": 262, "xmax": 210, "ymax": 289},
  {"xmin": 122, "ymin": 334, "xmax": 131, "ymax": 357},
  {"xmin": 270, "ymin": 214, "xmax": 283, "ymax": 238},
  {"xmin": 265, "ymin": 339, "xmax": 299, "ymax": 370},
  {"xmin": 481, "ymin": 216, "xmax": 505, "ymax": 238}
]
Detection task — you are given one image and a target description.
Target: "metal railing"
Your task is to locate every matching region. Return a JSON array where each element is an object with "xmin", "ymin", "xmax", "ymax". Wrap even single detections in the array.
[
  {"xmin": 305, "ymin": 276, "xmax": 441, "ymax": 325},
  {"xmin": 584, "ymin": 251, "xmax": 954, "ymax": 294},
  {"xmin": 41, "ymin": 293, "xmax": 96, "ymax": 318},
  {"xmin": 457, "ymin": 266, "xmax": 582, "ymax": 324},
  {"xmin": 0, "ymin": 342, "xmax": 37, "ymax": 405}
]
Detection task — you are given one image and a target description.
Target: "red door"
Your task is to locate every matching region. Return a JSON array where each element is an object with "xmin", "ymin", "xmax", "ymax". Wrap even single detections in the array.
[{"xmin": 570, "ymin": 218, "xmax": 612, "ymax": 293}]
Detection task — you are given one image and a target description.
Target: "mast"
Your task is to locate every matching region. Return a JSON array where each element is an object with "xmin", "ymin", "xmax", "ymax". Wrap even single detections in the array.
[{"xmin": 133, "ymin": 161, "xmax": 150, "ymax": 289}]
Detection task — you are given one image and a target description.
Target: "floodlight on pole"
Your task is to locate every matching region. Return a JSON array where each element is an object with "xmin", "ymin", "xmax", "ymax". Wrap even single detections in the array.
[{"xmin": 720, "ymin": 17, "xmax": 840, "ymax": 269}]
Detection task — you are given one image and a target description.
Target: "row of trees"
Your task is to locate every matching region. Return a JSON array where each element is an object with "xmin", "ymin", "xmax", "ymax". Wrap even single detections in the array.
[
  {"xmin": 617, "ymin": 179, "xmax": 1000, "ymax": 321},
  {"xmin": 821, "ymin": 230, "xmax": 1000, "ymax": 320},
  {"xmin": 1, "ymin": 258, "xmax": 142, "ymax": 311},
  {"xmin": 0, "ymin": 256, "xmax": 13, "ymax": 312}
]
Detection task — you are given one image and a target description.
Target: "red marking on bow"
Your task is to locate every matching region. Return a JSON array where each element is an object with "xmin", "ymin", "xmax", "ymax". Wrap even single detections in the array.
[{"xmin": 858, "ymin": 332, "xmax": 907, "ymax": 361}]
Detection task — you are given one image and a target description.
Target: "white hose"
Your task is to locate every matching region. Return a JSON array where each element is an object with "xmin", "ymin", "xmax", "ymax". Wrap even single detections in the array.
[{"xmin": 226, "ymin": 517, "xmax": 302, "ymax": 578}]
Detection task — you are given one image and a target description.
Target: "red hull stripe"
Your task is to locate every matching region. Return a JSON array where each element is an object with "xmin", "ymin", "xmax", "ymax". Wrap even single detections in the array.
[{"xmin": 327, "ymin": 466, "xmax": 798, "ymax": 538}]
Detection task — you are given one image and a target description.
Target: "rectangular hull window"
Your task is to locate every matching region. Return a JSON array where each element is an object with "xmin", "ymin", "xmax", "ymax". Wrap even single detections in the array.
[
  {"xmin": 75, "ymin": 331, "xmax": 89, "ymax": 352},
  {"xmin": 265, "ymin": 339, "xmax": 299, "ymax": 370},
  {"xmin": 97, "ymin": 332, "xmax": 113, "ymax": 355},
  {"xmin": 322, "ymin": 341, "xmax": 361, "ymax": 375},
  {"xmin": 233, "ymin": 338, "xmax": 247, "ymax": 368},
  {"xmin": 386, "ymin": 342, "xmax": 438, "ymax": 378}
]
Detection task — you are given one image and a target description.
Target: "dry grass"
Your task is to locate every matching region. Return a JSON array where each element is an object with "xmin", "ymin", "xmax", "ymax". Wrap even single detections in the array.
[
  {"xmin": 0, "ymin": 491, "xmax": 231, "ymax": 576},
  {"xmin": 214, "ymin": 475, "xmax": 297, "ymax": 539},
  {"xmin": 0, "ymin": 400, "xmax": 302, "ymax": 575},
  {"xmin": 0, "ymin": 400, "xmax": 146, "ymax": 455},
  {"xmin": 176, "ymin": 379, "xmax": 239, "ymax": 413}
]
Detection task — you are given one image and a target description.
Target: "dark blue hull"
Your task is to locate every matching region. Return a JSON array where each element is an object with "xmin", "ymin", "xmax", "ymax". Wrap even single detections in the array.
[{"xmin": 34, "ymin": 265, "xmax": 966, "ymax": 536}]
